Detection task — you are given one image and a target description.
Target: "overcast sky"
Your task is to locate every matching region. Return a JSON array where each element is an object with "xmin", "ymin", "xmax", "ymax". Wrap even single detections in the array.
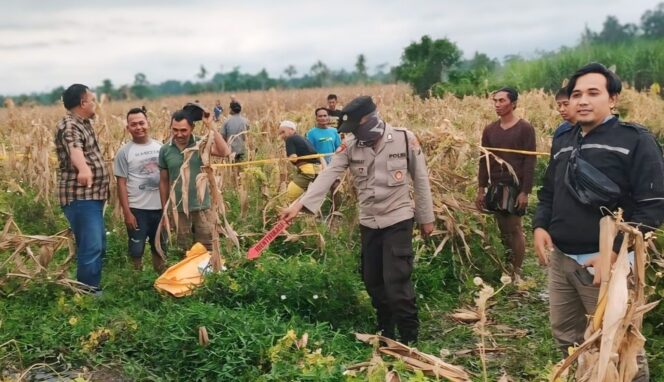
[{"xmin": 1, "ymin": 0, "xmax": 657, "ymax": 95}]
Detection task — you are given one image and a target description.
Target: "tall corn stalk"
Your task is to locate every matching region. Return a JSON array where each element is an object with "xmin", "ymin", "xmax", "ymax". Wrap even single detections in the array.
[{"xmin": 551, "ymin": 213, "xmax": 658, "ymax": 381}]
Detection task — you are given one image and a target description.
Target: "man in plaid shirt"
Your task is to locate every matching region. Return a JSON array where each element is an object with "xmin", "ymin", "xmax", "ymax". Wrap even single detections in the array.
[{"xmin": 55, "ymin": 84, "xmax": 110, "ymax": 293}]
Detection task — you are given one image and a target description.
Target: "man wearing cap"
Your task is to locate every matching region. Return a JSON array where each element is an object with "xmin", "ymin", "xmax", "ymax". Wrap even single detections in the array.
[
  {"xmin": 220, "ymin": 101, "xmax": 249, "ymax": 161},
  {"xmin": 159, "ymin": 107, "xmax": 231, "ymax": 251},
  {"xmin": 278, "ymin": 120, "xmax": 322, "ymax": 201},
  {"xmin": 280, "ymin": 96, "xmax": 435, "ymax": 344}
]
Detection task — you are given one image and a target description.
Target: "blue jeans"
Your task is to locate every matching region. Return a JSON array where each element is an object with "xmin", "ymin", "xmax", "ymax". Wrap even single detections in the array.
[
  {"xmin": 62, "ymin": 200, "xmax": 106, "ymax": 289},
  {"xmin": 127, "ymin": 208, "xmax": 166, "ymax": 258}
]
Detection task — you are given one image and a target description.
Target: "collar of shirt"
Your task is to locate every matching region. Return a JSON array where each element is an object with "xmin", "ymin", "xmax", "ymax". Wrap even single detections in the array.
[{"xmin": 66, "ymin": 110, "xmax": 92, "ymax": 125}]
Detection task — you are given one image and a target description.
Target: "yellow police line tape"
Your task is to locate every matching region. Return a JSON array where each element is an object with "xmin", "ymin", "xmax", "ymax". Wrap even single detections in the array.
[
  {"xmin": 211, "ymin": 147, "xmax": 549, "ymax": 169},
  {"xmin": 210, "ymin": 153, "xmax": 331, "ymax": 169},
  {"xmin": 0, "ymin": 147, "xmax": 548, "ymax": 168},
  {"xmin": 480, "ymin": 147, "xmax": 550, "ymax": 156}
]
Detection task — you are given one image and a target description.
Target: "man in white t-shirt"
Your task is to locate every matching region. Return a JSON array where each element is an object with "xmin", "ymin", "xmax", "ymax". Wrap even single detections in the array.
[{"xmin": 113, "ymin": 107, "xmax": 165, "ymax": 273}]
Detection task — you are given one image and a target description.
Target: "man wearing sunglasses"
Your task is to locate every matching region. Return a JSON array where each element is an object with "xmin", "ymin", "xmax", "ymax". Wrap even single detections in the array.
[{"xmin": 533, "ymin": 63, "xmax": 664, "ymax": 380}]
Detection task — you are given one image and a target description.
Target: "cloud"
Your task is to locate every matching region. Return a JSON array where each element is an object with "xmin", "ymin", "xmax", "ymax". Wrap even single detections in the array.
[{"xmin": 0, "ymin": 0, "xmax": 658, "ymax": 95}]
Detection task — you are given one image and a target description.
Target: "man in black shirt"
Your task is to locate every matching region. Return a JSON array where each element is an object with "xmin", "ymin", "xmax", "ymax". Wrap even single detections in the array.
[
  {"xmin": 278, "ymin": 120, "xmax": 322, "ymax": 201},
  {"xmin": 326, "ymin": 94, "xmax": 343, "ymax": 128},
  {"xmin": 533, "ymin": 63, "xmax": 664, "ymax": 380}
]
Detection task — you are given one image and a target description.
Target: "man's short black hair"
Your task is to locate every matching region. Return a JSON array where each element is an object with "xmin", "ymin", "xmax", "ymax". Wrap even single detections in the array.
[
  {"xmin": 171, "ymin": 110, "xmax": 194, "ymax": 128},
  {"xmin": 127, "ymin": 106, "xmax": 147, "ymax": 120},
  {"xmin": 62, "ymin": 84, "xmax": 90, "ymax": 110},
  {"xmin": 566, "ymin": 62, "xmax": 622, "ymax": 97},
  {"xmin": 230, "ymin": 101, "xmax": 241, "ymax": 113},
  {"xmin": 327, "ymin": 94, "xmax": 337, "ymax": 101},
  {"xmin": 555, "ymin": 88, "xmax": 569, "ymax": 100},
  {"xmin": 315, "ymin": 107, "xmax": 328, "ymax": 116},
  {"xmin": 492, "ymin": 86, "xmax": 519, "ymax": 103}
]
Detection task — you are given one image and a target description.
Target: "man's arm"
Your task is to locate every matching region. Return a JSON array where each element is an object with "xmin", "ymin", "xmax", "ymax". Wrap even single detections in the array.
[
  {"xmin": 520, "ymin": 122, "xmax": 537, "ymax": 194},
  {"xmin": 406, "ymin": 131, "xmax": 435, "ymax": 237},
  {"xmin": 297, "ymin": 148, "xmax": 350, "ymax": 215},
  {"xmin": 220, "ymin": 122, "xmax": 228, "ymax": 141},
  {"xmin": 113, "ymin": 149, "xmax": 137, "ymax": 229},
  {"xmin": 516, "ymin": 123, "xmax": 537, "ymax": 210},
  {"xmin": 476, "ymin": 128, "xmax": 490, "ymax": 210},
  {"xmin": 621, "ymin": 132, "xmax": 664, "ymax": 245},
  {"xmin": 117, "ymin": 177, "xmax": 137, "ymax": 230},
  {"xmin": 210, "ymin": 129, "xmax": 231, "ymax": 157},
  {"xmin": 159, "ymin": 169, "xmax": 170, "ymax": 209},
  {"xmin": 532, "ymin": 142, "xmax": 558, "ymax": 266},
  {"xmin": 68, "ymin": 146, "xmax": 93, "ymax": 187}
]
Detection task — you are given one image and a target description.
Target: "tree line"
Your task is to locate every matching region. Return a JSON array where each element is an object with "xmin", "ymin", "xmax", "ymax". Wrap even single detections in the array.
[{"xmin": 2, "ymin": 3, "xmax": 663, "ymax": 107}]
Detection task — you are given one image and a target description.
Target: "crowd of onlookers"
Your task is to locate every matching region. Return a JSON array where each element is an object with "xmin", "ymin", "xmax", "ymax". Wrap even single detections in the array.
[{"xmin": 53, "ymin": 63, "xmax": 664, "ymax": 378}]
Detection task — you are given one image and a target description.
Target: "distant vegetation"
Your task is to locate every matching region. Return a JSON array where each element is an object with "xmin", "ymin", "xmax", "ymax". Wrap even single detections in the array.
[
  {"xmin": 2, "ymin": 3, "xmax": 663, "ymax": 106},
  {"xmin": 396, "ymin": 2, "xmax": 664, "ymax": 97}
]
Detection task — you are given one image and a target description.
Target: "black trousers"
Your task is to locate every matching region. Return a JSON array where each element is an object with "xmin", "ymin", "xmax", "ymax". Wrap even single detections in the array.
[{"xmin": 360, "ymin": 218, "xmax": 418, "ymax": 343}]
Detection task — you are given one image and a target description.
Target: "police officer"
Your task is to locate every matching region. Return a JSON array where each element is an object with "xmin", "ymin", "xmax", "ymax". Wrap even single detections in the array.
[
  {"xmin": 533, "ymin": 63, "xmax": 664, "ymax": 381},
  {"xmin": 279, "ymin": 96, "xmax": 435, "ymax": 344}
]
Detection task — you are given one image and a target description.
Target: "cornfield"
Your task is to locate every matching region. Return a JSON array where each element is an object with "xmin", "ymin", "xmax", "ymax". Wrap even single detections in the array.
[{"xmin": 0, "ymin": 84, "xmax": 663, "ymax": 380}]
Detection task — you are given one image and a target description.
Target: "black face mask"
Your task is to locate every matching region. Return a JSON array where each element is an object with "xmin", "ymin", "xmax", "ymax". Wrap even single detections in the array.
[{"xmin": 354, "ymin": 111, "xmax": 385, "ymax": 147}]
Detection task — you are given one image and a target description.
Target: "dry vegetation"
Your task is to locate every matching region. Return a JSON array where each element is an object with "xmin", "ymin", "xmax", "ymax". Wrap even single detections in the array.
[{"xmin": 0, "ymin": 84, "xmax": 663, "ymax": 380}]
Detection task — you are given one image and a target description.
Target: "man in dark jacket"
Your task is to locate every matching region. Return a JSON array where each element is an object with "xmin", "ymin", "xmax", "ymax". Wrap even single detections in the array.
[{"xmin": 533, "ymin": 63, "xmax": 664, "ymax": 381}]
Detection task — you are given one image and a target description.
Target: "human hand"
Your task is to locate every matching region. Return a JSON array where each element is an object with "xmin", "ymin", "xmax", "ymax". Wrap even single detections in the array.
[
  {"xmin": 516, "ymin": 192, "xmax": 528, "ymax": 210},
  {"xmin": 279, "ymin": 201, "xmax": 304, "ymax": 222},
  {"xmin": 419, "ymin": 222, "xmax": 434, "ymax": 238},
  {"xmin": 475, "ymin": 190, "xmax": 486, "ymax": 211},
  {"xmin": 533, "ymin": 228, "xmax": 553, "ymax": 266},
  {"xmin": 77, "ymin": 166, "xmax": 93, "ymax": 188},
  {"xmin": 160, "ymin": 213, "xmax": 171, "ymax": 233},
  {"xmin": 124, "ymin": 212, "xmax": 138, "ymax": 231},
  {"xmin": 583, "ymin": 252, "xmax": 618, "ymax": 286}
]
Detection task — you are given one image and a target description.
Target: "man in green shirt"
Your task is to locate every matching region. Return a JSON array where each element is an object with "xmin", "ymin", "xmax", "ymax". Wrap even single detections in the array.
[{"xmin": 158, "ymin": 109, "xmax": 231, "ymax": 251}]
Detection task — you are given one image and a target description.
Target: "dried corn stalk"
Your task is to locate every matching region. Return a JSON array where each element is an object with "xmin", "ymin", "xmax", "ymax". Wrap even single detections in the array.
[
  {"xmin": 349, "ymin": 333, "xmax": 471, "ymax": 382},
  {"xmin": 0, "ymin": 214, "xmax": 84, "ymax": 295},
  {"xmin": 551, "ymin": 213, "xmax": 659, "ymax": 382}
]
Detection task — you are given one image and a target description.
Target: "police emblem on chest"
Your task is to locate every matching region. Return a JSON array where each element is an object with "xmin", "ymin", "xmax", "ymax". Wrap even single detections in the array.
[{"xmin": 393, "ymin": 170, "xmax": 403, "ymax": 181}]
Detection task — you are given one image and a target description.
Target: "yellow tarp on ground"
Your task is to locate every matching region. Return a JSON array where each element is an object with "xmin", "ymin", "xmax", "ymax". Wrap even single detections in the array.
[{"xmin": 154, "ymin": 243, "xmax": 210, "ymax": 297}]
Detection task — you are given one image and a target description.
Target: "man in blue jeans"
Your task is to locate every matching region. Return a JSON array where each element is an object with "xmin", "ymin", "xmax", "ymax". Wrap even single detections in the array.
[
  {"xmin": 55, "ymin": 84, "xmax": 110, "ymax": 293},
  {"xmin": 114, "ymin": 106, "xmax": 165, "ymax": 273}
]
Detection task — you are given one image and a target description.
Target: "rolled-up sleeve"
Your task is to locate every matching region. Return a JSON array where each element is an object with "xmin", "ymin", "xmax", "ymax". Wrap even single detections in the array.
[{"xmin": 299, "ymin": 148, "xmax": 349, "ymax": 215}]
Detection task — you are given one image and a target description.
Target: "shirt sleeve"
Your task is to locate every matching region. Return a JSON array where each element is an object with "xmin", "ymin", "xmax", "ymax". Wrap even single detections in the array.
[
  {"xmin": 478, "ymin": 127, "xmax": 489, "ymax": 188},
  {"xmin": 158, "ymin": 146, "xmax": 168, "ymax": 170},
  {"xmin": 62, "ymin": 122, "xmax": 84, "ymax": 152},
  {"xmin": 334, "ymin": 130, "xmax": 341, "ymax": 150},
  {"xmin": 285, "ymin": 136, "xmax": 297, "ymax": 157},
  {"xmin": 612, "ymin": 131, "xmax": 664, "ymax": 252},
  {"xmin": 113, "ymin": 145, "xmax": 129, "ymax": 178},
  {"xmin": 406, "ymin": 131, "xmax": 435, "ymax": 224},
  {"xmin": 533, "ymin": 141, "xmax": 558, "ymax": 231},
  {"xmin": 299, "ymin": 146, "xmax": 350, "ymax": 214},
  {"xmin": 520, "ymin": 122, "xmax": 537, "ymax": 194},
  {"xmin": 220, "ymin": 122, "xmax": 228, "ymax": 140},
  {"xmin": 305, "ymin": 130, "xmax": 314, "ymax": 147}
]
